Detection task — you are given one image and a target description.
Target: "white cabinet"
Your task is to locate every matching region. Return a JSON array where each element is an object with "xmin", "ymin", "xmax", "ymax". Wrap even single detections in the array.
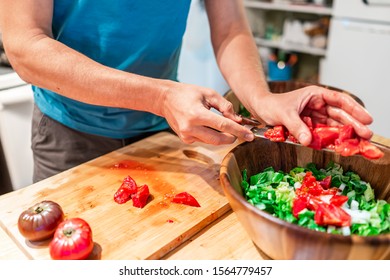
[
  {"xmin": 320, "ymin": 0, "xmax": 390, "ymax": 138},
  {"xmin": 244, "ymin": 0, "xmax": 334, "ymax": 82},
  {"xmin": 0, "ymin": 71, "xmax": 33, "ymax": 191}
]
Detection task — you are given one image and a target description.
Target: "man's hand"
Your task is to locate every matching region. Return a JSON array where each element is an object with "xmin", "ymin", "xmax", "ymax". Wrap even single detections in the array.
[
  {"xmin": 159, "ymin": 82, "xmax": 254, "ymax": 145},
  {"xmin": 248, "ymin": 85, "xmax": 373, "ymax": 146}
]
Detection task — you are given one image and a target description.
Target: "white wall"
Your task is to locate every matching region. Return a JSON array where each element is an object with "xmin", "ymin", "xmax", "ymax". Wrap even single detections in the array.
[{"xmin": 178, "ymin": 0, "xmax": 229, "ymax": 95}]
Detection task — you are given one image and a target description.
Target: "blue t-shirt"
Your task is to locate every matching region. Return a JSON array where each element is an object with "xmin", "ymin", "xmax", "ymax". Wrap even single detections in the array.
[{"xmin": 33, "ymin": 0, "xmax": 191, "ymax": 138}]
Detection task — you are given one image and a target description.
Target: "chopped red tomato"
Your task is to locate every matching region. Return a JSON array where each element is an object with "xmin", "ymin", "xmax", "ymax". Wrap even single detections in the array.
[
  {"xmin": 172, "ymin": 192, "xmax": 201, "ymax": 207},
  {"xmin": 304, "ymin": 117, "xmax": 383, "ymax": 160},
  {"xmin": 292, "ymin": 195, "xmax": 308, "ymax": 217},
  {"xmin": 264, "ymin": 125, "xmax": 286, "ymax": 142},
  {"xmin": 334, "ymin": 138, "xmax": 360, "ymax": 157},
  {"xmin": 297, "ymin": 172, "xmax": 323, "ymax": 196},
  {"xmin": 292, "ymin": 171, "xmax": 351, "ymax": 227},
  {"xmin": 307, "ymin": 196, "xmax": 323, "ymax": 211},
  {"xmin": 338, "ymin": 125, "xmax": 355, "ymax": 142},
  {"xmin": 319, "ymin": 176, "xmax": 332, "ymax": 189},
  {"xmin": 314, "ymin": 203, "xmax": 351, "ymax": 227},
  {"xmin": 311, "ymin": 126, "xmax": 340, "ymax": 149},
  {"xmin": 330, "ymin": 195, "xmax": 349, "ymax": 207},
  {"xmin": 114, "ymin": 176, "xmax": 138, "ymax": 204},
  {"xmin": 132, "ymin": 184, "xmax": 150, "ymax": 208},
  {"xmin": 359, "ymin": 139, "xmax": 385, "ymax": 160},
  {"xmin": 114, "ymin": 176, "xmax": 151, "ymax": 208},
  {"xmin": 287, "ymin": 133, "xmax": 299, "ymax": 143}
]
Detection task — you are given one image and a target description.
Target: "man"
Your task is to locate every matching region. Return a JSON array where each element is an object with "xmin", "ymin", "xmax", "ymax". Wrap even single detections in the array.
[{"xmin": 0, "ymin": 0, "xmax": 373, "ymax": 182}]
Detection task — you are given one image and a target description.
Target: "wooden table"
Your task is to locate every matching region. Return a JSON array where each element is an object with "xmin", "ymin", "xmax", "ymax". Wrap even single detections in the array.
[{"xmin": 0, "ymin": 132, "xmax": 388, "ymax": 260}]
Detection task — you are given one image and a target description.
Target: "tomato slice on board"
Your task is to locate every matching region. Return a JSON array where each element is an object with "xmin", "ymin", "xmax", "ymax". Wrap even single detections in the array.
[
  {"xmin": 132, "ymin": 184, "xmax": 150, "ymax": 208},
  {"xmin": 171, "ymin": 192, "xmax": 201, "ymax": 207},
  {"xmin": 114, "ymin": 176, "xmax": 138, "ymax": 204},
  {"xmin": 359, "ymin": 140, "xmax": 385, "ymax": 160}
]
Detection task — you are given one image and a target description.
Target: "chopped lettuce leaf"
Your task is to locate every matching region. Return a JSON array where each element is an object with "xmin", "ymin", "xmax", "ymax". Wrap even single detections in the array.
[{"xmin": 240, "ymin": 161, "xmax": 390, "ymax": 237}]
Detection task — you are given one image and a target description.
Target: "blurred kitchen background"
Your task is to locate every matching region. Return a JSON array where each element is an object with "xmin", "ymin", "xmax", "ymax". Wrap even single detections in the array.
[{"xmin": 0, "ymin": 0, "xmax": 389, "ymax": 193}]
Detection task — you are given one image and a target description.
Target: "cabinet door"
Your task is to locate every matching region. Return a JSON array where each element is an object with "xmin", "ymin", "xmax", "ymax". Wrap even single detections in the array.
[
  {"xmin": 320, "ymin": 18, "xmax": 390, "ymax": 138},
  {"xmin": 333, "ymin": 0, "xmax": 390, "ymax": 23}
]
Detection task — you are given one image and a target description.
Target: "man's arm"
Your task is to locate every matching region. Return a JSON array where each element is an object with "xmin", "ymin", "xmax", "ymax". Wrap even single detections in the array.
[
  {"xmin": 0, "ymin": 0, "xmax": 167, "ymax": 115},
  {"xmin": 205, "ymin": 0, "xmax": 373, "ymax": 144},
  {"xmin": 204, "ymin": 0, "xmax": 271, "ymax": 114},
  {"xmin": 0, "ymin": 0, "xmax": 254, "ymax": 145}
]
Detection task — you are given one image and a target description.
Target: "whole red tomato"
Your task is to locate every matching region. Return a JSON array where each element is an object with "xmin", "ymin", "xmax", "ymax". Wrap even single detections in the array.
[
  {"xmin": 18, "ymin": 200, "xmax": 64, "ymax": 242},
  {"xmin": 49, "ymin": 217, "xmax": 94, "ymax": 260}
]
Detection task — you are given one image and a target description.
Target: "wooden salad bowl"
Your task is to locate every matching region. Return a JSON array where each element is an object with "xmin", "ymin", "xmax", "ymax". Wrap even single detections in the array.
[
  {"xmin": 220, "ymin": 134, "xmax": 390, "ymax": 260},
  {"xmin": 220, "ymin": 81, "xmax": 389, "ymax": 259}
]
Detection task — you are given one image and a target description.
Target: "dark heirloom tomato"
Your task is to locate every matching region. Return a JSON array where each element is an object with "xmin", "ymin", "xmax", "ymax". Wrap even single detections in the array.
[
  {"xmin": 49, "ymin": 217, "xmax": 94, "ymax": 260},
  {"xmin": 18, "ymin": 200, "xmax": 64, "ymax": 242}
]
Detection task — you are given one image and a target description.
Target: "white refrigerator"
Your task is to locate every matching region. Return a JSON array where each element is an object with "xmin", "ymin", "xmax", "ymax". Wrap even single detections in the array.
[{"xmin": 320, "ymin": 0, "xmax": 390, "ymax": 138}]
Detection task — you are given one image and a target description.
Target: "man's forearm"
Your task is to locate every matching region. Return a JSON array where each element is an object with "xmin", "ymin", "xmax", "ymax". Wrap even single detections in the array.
[
  {"xmin": 205, "ymin": 0, "xmax": 270, "ymax": 115},
  {"xmin": 5, "ymin": 34, "xmax": 168, "ymax": 116}
]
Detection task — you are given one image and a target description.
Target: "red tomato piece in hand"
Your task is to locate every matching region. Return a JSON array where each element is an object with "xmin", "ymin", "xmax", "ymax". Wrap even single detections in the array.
[
  {"xmin": 359, "ymin": 140, "xmax": 384, "ymax": 160},
  {"xmin": 264, "ymin": 125, "xmax": 286, "ymax": 142},
  {"xmin": 310, "ymin": 126, "xmax": 340, "ymax": 149},
  {"xmin": 334, "ymin": 138, "xmax": 360, "ymax": 157},
  {"xmin": 338, "ymin": 125, "xmax": 355, "ymax": 142},
  {"xmin": 132, "ymin": 184, "xmax": 150, "ymax": 208},
  {"xmin": 114, "ymin": 175, "xmax": 138, "ymax": 204},
  {"xmin": 172, "ymin": 192, "xmax": 201, "ymax": 207}
]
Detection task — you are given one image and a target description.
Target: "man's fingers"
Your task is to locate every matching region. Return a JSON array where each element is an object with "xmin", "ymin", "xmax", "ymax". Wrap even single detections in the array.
[
  {"xmin": 326, "ymin": 106, "xmax": 373, "ymax": 139},
  {"xmin": 182, "ymin": 126, "xmax": 238, "ymax": 145},
  {"xmin": 322, "ymin": 91, "xmax": 373, "ymax": 125},
  {"xmin": 196, "ymin": 110, "xmax": 254, "ymax": 142},
  {"xmin": 281, "ymin": 112, "xmax": 313, "ymax": 146},
  {"xmin": 206, "ymin": 92, "xmax": 242, "ymax": 122}
]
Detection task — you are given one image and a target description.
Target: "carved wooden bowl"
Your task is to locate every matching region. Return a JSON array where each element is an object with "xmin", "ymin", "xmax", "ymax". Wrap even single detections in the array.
[
  {"xmin": 220, "ymin": 138, "xmax": 390, "ymax": 259},
  {"xmin": 221, "ymin": 81, "xmax": 388, "ymax": 259}
]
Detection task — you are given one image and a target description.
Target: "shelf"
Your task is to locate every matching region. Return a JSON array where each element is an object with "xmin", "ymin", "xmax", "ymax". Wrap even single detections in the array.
[
  {"xmin": 254, "ymin": 37, "xmax": 327, "ymax": 56},
  {"xmin": 244, "ymin": 0, "xmax": 333, "ymax": 16}
]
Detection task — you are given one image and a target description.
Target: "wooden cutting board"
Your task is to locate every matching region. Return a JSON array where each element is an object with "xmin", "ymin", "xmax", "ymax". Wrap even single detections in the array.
[
  {"xmin": 0, "ymin": 132, "xmax": 238, "ymax": 260},
  {"xmin": 0, "ymin": 226, "xmax": 28, "ymax": 259}
]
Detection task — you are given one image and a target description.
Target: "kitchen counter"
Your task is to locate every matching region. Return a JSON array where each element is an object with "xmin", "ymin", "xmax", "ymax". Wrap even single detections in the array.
[{"xmin": 0, "ymin": 132, "xmax": 388, "ymax": 260}]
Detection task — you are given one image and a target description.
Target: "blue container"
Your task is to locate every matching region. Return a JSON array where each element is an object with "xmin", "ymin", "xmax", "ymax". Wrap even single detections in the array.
[{"xmin": 267, "ymin": 60, "xmax": 292, "ymax": 81}]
